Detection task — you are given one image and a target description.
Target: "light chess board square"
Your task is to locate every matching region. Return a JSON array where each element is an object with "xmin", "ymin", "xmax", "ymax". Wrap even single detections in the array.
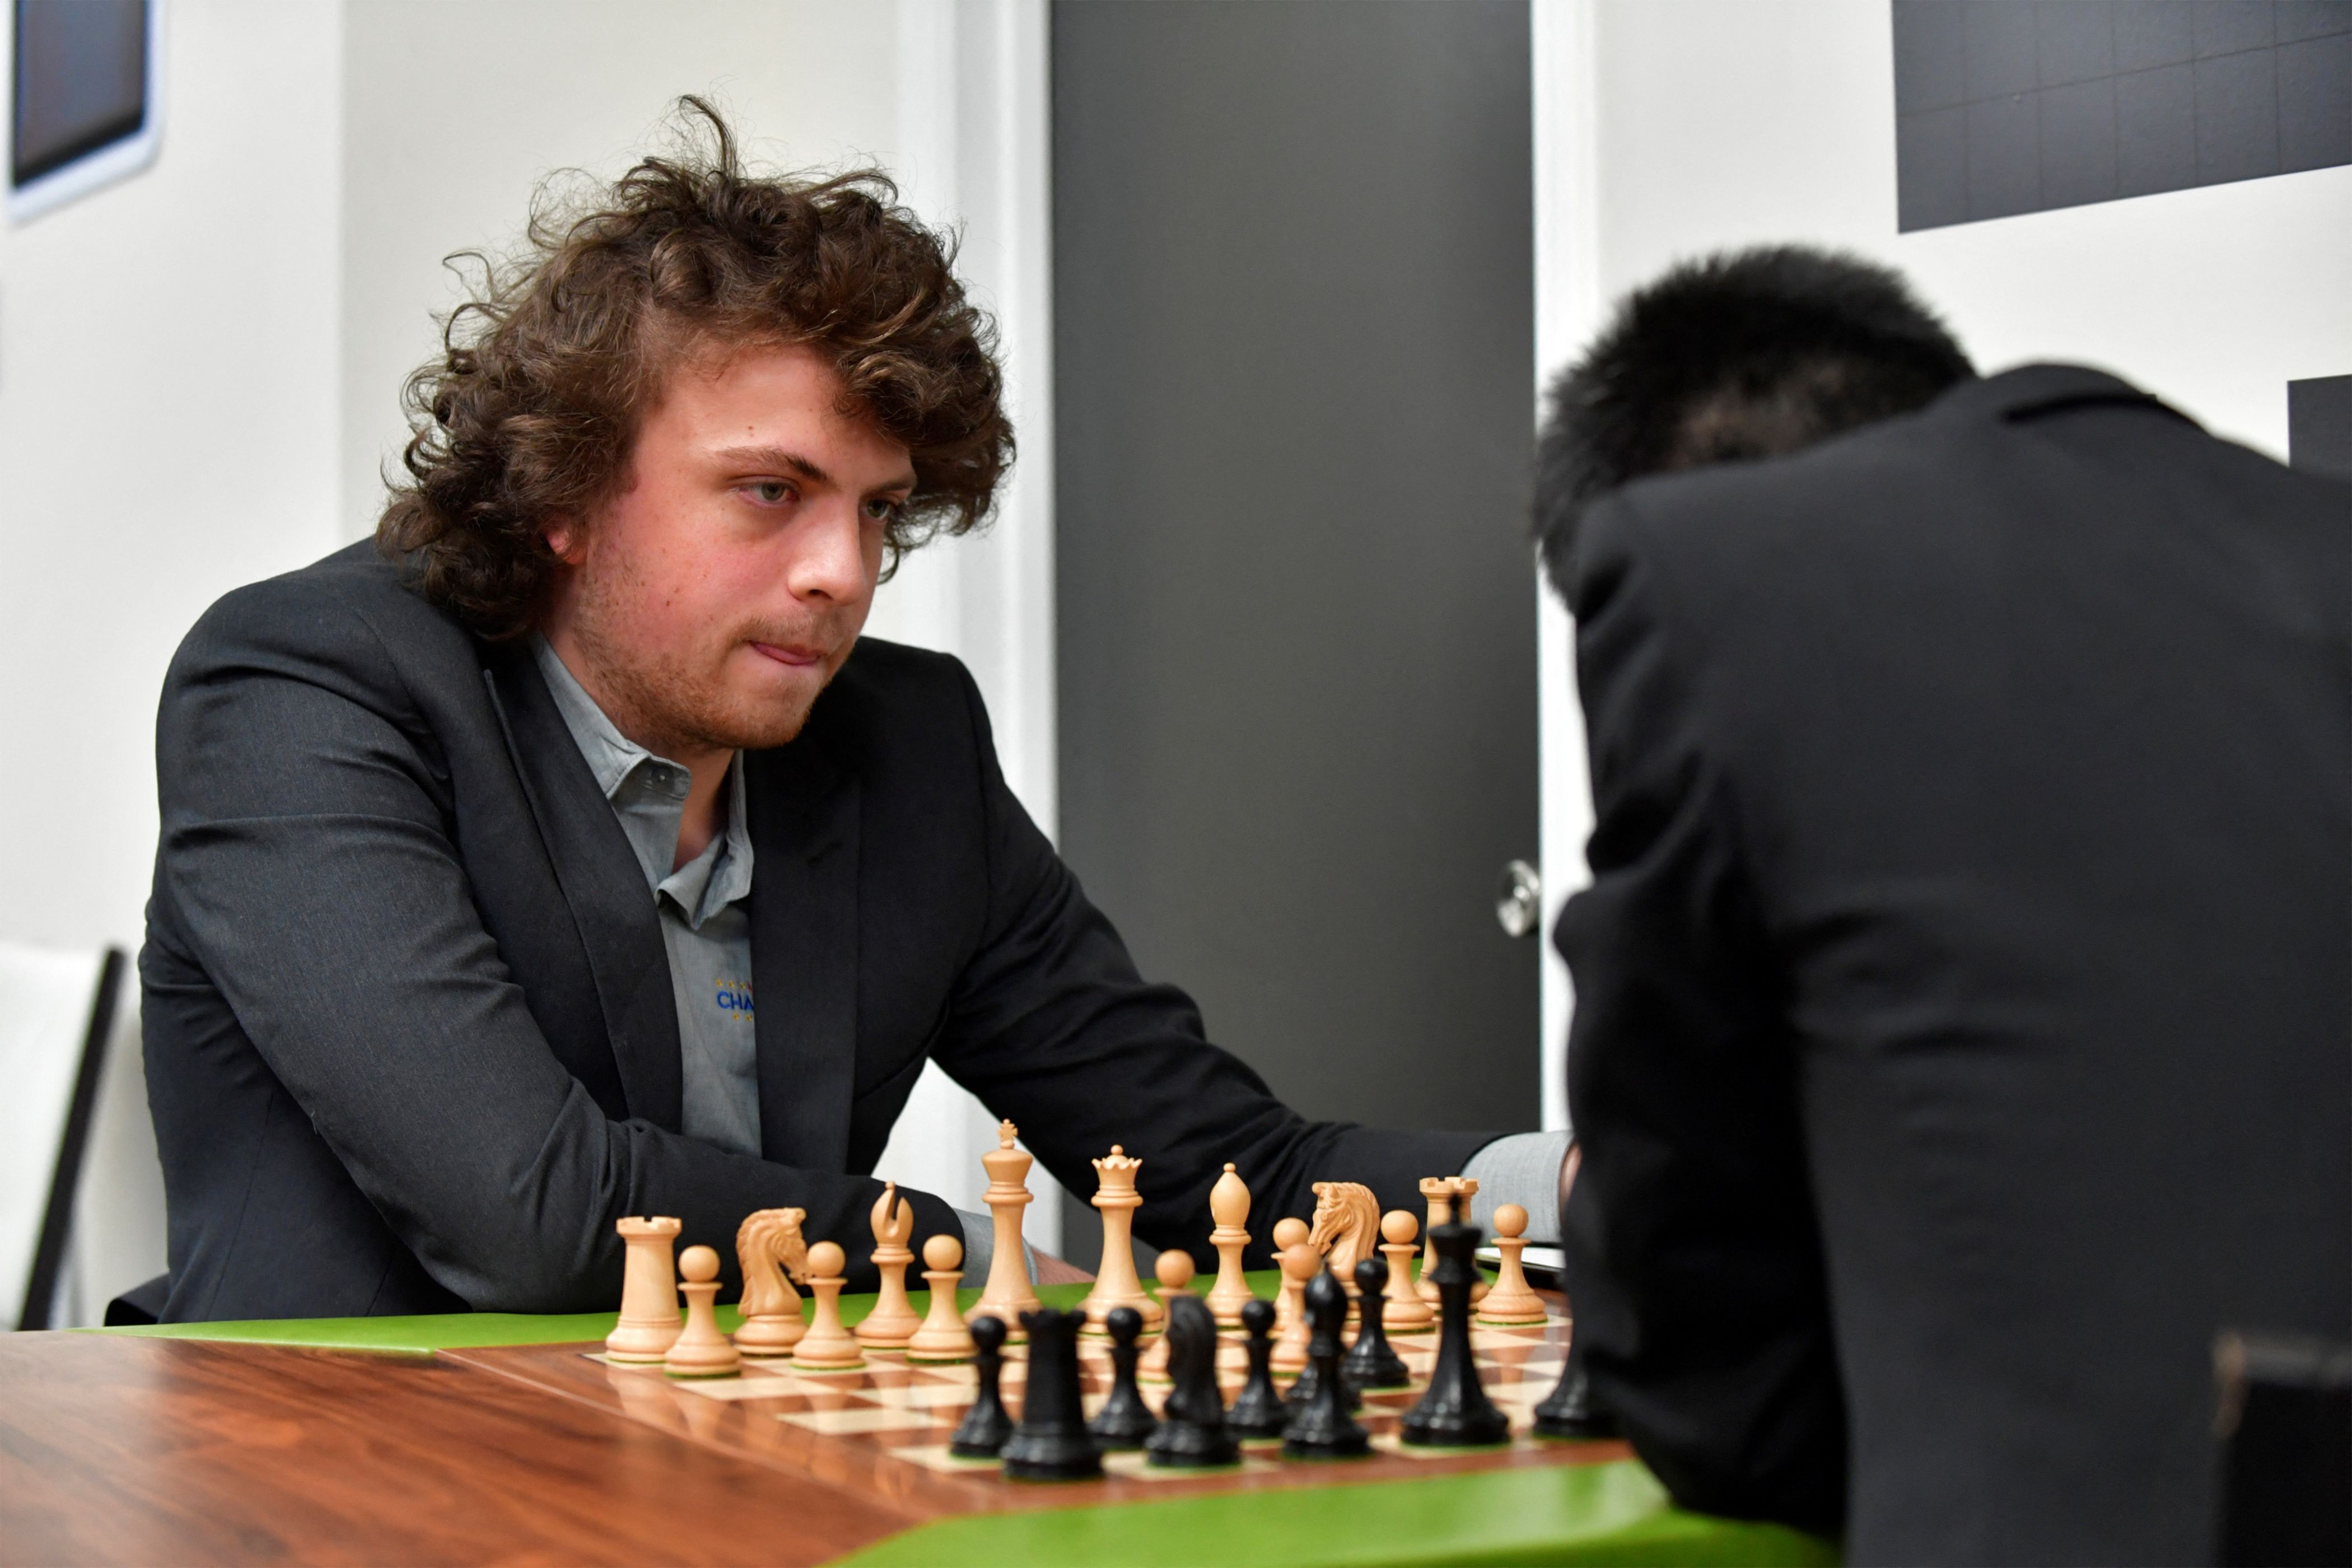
[
  {"xmin": 667, "ymin": 1373, "xmax": 815, "ymax": 1401},
  {"xmin": 778, "ymin": 1405, "xmax": 943, "ymax": 1436},
  {"xmin": 896, "ymin": 1382, "xmax": 986, "ymax": 1409},
  {"xmin": 888, "ymin": 1442, "xmax": 1005, "ymax": 1475},
  {"xmin": 1368, "ymin": 1431, "xmax": 1551, "ymax": 1461},
  {"xmin": 1101, "ymin": 1449, "xmax": 1282, "ymax": 1482}
]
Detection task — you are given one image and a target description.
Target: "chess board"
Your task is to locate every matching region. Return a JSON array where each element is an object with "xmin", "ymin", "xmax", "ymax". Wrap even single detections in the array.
[{"xmin": 445, "ymin": 1305, "xmax": 1630, "ymax": 1525}]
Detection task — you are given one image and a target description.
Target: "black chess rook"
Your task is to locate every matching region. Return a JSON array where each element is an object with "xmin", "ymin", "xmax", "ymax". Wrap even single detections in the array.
[{"xmin": 1002, "ymin": 1307, "xmax": 1102, "ymax": 1480}]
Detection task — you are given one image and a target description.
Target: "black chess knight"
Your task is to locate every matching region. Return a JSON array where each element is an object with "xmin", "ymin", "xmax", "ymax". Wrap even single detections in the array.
[{"xmin": 1146, "ymin": 1295, "xmax": 1239, "ymax": 1468}]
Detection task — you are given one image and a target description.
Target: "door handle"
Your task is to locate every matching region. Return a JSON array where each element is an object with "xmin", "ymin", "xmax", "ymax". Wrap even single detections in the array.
[{"xmin": 1495, "ymin": 859, "xmax": 1541, "ymax": 938}]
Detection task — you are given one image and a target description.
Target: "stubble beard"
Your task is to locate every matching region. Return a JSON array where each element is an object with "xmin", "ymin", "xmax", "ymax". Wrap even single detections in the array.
[{"xmin": 566, "ymin": 573, "xmax": 840, "ymax": 760}]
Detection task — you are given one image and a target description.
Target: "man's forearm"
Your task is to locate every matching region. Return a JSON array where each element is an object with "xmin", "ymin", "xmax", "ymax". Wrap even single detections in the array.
[{"xmin": 1459, "ymin": 1130, "xmax": 1575, "ymax": 1244}]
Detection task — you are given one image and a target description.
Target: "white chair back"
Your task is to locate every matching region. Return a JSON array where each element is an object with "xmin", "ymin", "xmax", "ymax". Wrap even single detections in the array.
[{"xmin": 0, "ymin": 941, "xmax": 124, "ymax": 1329}]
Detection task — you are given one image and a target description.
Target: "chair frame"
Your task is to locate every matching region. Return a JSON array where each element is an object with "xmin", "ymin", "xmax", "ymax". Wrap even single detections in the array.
[{"xmin": 16, "ymin": 948, "xmax": 126, "ymax": 1331}]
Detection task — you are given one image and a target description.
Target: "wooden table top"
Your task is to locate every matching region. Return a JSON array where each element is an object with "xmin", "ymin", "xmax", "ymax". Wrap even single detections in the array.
[
  {"xmin": 0, "ymin": 1332, "xmax": 910, "ymax": 1566},
  {"xmin": 3, "ymin": 1301, "xmax": 1836, "ymax": 1567}
]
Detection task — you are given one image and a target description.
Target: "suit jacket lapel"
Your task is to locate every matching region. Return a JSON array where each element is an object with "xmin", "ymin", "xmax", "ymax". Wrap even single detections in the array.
[
  {"xmin": 482, "ymin": 650, "xmax": 684, "ymax": 1130},
  {"xmin": 746, "ymin": 739, "xmax": 860, "ymax": 1174}
]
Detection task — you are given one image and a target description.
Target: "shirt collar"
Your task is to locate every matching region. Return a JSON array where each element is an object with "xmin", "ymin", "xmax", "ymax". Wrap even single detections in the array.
[
  {"xmin": 532, "ymin": 636, "xmax": 652, "ymax": 799},
  {"xmin": 531, "ymin": 636, "xmax": 755, "ymax": 927}
]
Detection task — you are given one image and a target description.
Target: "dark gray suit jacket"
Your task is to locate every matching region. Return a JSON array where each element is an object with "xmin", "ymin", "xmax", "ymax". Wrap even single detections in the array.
[
  {"xmin": 143, "ymin": 543, "xmax": 1488, "ymax": 1320},
  {"xmin": 1557, "ymin": 366, "xmax": 2351, "ymax": 1565}
]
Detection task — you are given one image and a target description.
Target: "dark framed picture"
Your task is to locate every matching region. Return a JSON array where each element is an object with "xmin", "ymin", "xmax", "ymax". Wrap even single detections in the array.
[{"xmin": 10, "ymin": 0, "xmax": 161, "ymax": 222}]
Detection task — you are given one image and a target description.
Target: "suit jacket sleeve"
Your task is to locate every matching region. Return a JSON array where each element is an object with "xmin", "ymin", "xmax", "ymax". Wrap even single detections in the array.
[
  {"xmin": 1555, "ymin": 496, "xmax": 1849, "ymax": 1533},
  {"xmin": 150, "ymin": 578, "xmax": 948, "ymax": 1313},
  {"xmin": 924, "ymin": 664, "xmax": 1492, "ymax": 1264}
]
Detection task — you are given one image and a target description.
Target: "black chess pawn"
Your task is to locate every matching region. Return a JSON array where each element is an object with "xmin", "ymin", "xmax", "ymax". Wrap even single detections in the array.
[
  {"xmin": 1146, "ymin": 1295, "xmax": 1239, "ymax": 1468},
  {"xmin": 1340, "ymin": 1257, "xmax": 1411, "ymax": 1389},
  {"xmin": 1399, "ymin": 1207, "xmax": 1510, "ymax": 1448},
  {"xmin": 1087, "ymin": 1305, "xmax": 1158, "ymax": 1449},
  {"xmin": 1224, "ymin": 1297, "xmax": 1288, "ymax": 1440},
  {"xmin": 1281, "ymin": 1267, "xmax": 1371, "ymax": 1459},
  {"xmin": 949, "ymin": 1314, "xmax": 1015, "ymax": 1458},
  {"xmin": 1533, "ymin": 1346, "xmax": 1621, "ymax": 1440},
  {"xmin": 1284, "ymin": 1268, "xmax": 1364, "ymax": 1413},
  {"xmin": 1002, "ymin": 1306, "xmax": 1102, "ymax": 1480}
]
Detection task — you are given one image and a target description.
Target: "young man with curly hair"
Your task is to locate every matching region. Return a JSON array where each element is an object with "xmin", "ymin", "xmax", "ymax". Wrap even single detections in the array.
[{"xmin": 138, "ymin": 103, "xmax": 1562, "ymax": 1322}]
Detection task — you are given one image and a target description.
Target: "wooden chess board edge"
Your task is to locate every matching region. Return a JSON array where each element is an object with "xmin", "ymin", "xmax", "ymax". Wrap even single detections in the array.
[{"xmin": 442, "ymin": 1338, "xmax": 1637, "ymax": 1525}]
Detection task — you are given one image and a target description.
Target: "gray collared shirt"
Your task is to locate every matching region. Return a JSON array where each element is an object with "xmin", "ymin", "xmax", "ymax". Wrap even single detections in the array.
[{"xmin": 534, "ymin": 639, "xmax": 763, "ymax": 1158}]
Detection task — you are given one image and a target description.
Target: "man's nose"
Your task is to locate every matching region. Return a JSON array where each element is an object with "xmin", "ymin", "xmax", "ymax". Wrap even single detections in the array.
[{"xmin": 786, "ymin": 500, "xmax": 871, "ymax": 604}]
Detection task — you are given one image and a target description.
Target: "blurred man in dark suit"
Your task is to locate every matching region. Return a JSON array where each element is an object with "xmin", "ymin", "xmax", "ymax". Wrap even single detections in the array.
[{"xmin": 1536, "ymin": 248, "xmax": 2350, "ymax": 1565}]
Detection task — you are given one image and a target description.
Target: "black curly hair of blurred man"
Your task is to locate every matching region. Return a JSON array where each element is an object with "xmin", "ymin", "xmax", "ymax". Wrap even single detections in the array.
[{"xmin": 1533, "ymin": 246, "xmax": 1975, "ymax": 594}]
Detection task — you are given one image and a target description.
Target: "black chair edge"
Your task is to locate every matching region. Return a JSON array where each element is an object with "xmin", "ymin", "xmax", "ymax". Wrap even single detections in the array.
[{"xmin": 16, "ymin": 946, "xmax": 127, "ymax": 1331}]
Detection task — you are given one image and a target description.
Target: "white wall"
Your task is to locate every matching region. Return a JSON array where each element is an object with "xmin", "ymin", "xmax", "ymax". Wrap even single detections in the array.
[
  {"xmin": 863, "ymin": 0, "xmax": 1064, "ymax": 1252},
  {"xmin": 1532, "ymin": 0, "xmax": 2352, "ymax": 1126},
  {"xmin": 0, "ymin": 0, "xmax": 347, "ymax": 1321}
]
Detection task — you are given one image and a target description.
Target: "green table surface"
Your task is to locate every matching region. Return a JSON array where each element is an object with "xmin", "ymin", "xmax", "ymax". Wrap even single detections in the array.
[{"xmin": 92, "ymin": 1278, "xmax": 1836, "ymax": 1567}]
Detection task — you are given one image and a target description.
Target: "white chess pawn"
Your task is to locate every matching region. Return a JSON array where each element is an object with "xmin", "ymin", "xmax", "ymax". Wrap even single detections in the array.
[
  {"xmin": 1271, "ymin": 1239, "xmax": 1318, "ymax": 1375},
  {"xmin": 1377, "ymin": 1208, "xmax": 1435, "ymax": 1332},
  {"xmin": 792, "ymin": 1241, "xmax": 866, "ymax": 1371},
  {"xmin": 906, "ymin": 1233, "xmax": 977, "ymax": 1362},
  {"xmin": 663, "ymin": 1245, "xmax": 741, "ymax": 1379},
  {"xmin": 1138, "ymin": 1249, "xmax": 1194, "ymax": 1384},
  {"xmin": 1476, "ymin": 1202, "xmax": 1551, "ymax": 1325}
]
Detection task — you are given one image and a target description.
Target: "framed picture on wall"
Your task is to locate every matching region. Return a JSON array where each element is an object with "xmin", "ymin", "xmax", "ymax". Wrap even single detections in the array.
[{"xmin": 9, "ymin": 0, "xmax": 161, "ymax": 223}]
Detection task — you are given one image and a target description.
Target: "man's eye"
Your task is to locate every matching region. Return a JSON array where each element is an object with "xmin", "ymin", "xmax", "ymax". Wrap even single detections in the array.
[
  {"xmin": 865, "ymin": 498, "xmax": 905, "ymax": 524},
  {"xmin": 748, "ymin": 481, "xmax": 794, "ymax": 505}
]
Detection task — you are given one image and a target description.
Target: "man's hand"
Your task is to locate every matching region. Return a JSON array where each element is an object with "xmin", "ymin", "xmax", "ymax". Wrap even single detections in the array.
[{"xmin": 1030, "ymin": 1249, "xmax": 1094, "ymax": 1286}]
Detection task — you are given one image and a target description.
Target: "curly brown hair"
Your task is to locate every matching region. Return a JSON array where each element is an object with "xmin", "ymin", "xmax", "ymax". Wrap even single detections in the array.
[{"xmin": 378, "ymin": 97, "xmax": 1012, "ymax": 641}]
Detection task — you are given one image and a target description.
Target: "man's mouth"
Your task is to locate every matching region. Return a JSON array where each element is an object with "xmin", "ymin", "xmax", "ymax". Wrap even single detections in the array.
[{"xmin": 750, "ymin": 640, "xmax": 828, "ymax": 669}]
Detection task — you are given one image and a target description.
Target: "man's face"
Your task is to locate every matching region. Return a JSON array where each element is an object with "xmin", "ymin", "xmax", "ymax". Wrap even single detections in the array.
[{"xmin": 543, "ymin": 340, "xmax": 913, "ymax": 758}]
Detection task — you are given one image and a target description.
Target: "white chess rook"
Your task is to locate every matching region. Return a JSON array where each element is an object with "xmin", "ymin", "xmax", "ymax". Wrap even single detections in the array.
[{"xmin": 606, "ymin": 1216, "xmax": 684, "ymax": 1363}]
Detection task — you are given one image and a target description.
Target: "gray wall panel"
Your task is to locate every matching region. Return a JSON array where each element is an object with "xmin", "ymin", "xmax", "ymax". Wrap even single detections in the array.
[
  {"xmin": 1052, "ymin": 0, "xmax": 1540, "ymax": 1149},
  {"xmin": 1896, "ymin": 0, "xmax": 2351, "ymax": 230}
]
